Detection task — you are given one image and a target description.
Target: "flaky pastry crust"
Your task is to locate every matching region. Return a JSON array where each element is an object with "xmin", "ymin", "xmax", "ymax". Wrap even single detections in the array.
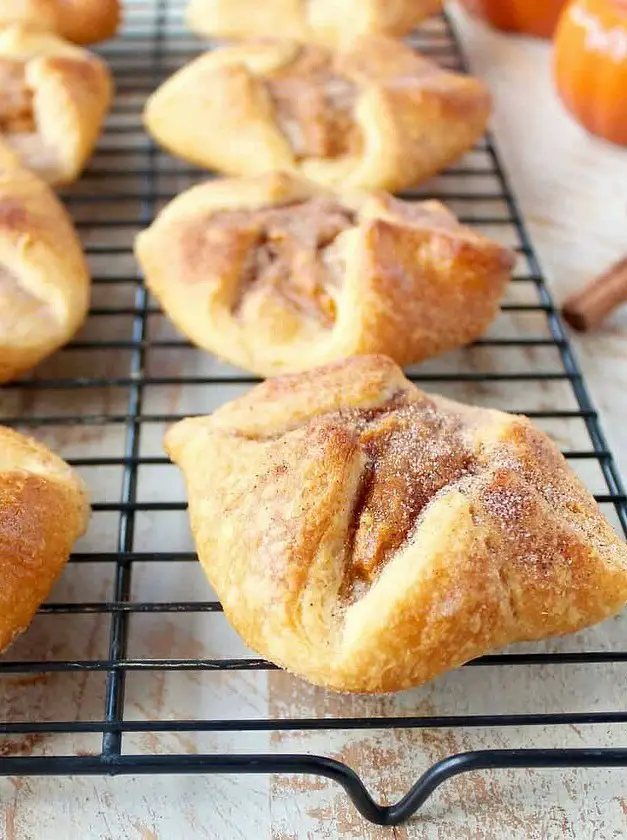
[
  {"xmin": 0, "ymin": 1, "xmax": 121, "ymax": 45},
  {"xmin": 166, "ymin": 355, "xmax": 627, "ymax": 693},
  {"xmin": 144, "ymin": 36, "xmax": 491, "ymax": 192},
  {"xmin": 186, "ymin": 0, "xmax": 442, "ymax": 47},
  {"xmin": 0, "ymin": 167, "xmax": 90, "ymax": 383},
  {"xmin": 135, "ymin": 172, "xmax": 515, "ymax": 376},
  {"xmin": 0, "ymin": 25, "xmax": 113, "ymax": 185},
  {"xmin": 0, "ymin": 427, "xmax": 89, "ymax": 654}
]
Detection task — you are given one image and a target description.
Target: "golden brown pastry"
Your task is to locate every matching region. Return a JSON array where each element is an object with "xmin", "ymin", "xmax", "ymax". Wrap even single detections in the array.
[
  {"xmin": 144, "ymin": 36, "xmax": 491, "ymax": 192},
  {"xmin": 0, "ymin": 0, "xmax": 121, "ymax": 45},
  {"xmin": 135, "ymin": 171, "xmax": 515, "ymax": 377},
  {"xmin": 0, "ymin": 0, "xmax": 58, "ymax": 33},
  {"xmin": 0, "ymin": 167, "xmax": 90, "ymax": 383},
  {"xmin": 166, "ymin": 355, "xmax": 627, "ymax": 694},
  {"xmin": 0, "ymin": 427, "xmax": 89, "ymax": 654},
  {"xmin": 0, "ymin": 25, "xmax": 113, "ymax": 185},
  {"xmin": 186, "ymin": 0, "xmax": 442, "ymax": 47}
]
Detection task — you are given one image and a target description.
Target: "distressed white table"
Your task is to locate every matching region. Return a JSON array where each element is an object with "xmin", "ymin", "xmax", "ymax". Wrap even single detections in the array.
[{"xmin": 1, "ymin": 3, "xmax": 627, "ymax": 839}]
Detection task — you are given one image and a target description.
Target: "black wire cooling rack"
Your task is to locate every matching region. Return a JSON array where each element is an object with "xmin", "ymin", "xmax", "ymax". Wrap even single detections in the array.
[{"xmin": 1, "ymin": 0, "xmax": 627, "ymax": 829}]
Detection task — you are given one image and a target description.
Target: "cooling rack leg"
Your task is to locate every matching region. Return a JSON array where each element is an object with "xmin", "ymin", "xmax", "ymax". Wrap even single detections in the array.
[{"xmin": 2, "ymin": 749, "xmax": 627, "ymax": 826}]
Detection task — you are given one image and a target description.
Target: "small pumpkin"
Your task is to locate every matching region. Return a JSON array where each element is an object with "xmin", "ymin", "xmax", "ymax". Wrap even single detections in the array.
[
  {"xmin": 554, "ymin": 0, "xmax": 627, "ymax": 146},
  {"xmin": 458, "ymin": 0, "xmax": 568, "ymax": 38}
]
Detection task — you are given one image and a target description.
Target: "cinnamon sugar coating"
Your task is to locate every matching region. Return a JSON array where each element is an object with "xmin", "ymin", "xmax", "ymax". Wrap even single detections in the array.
[{"xmin": 166, "ymin": 356, "xmax": 627, "ymax": 693}]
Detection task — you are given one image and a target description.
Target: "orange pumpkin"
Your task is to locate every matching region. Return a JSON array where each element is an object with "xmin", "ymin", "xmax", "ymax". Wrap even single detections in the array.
[
  {"xmin": 554, "ymin": 0, "xmax": 627, "ymax": 146},
  {"xmin": 458, "ymin": 0, "xmax": 568, "ymax": 38}
]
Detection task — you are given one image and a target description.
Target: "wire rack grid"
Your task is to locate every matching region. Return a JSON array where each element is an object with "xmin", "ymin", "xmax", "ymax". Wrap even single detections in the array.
[{"xmin": 0, "ymin": 0, "xmax": 626, "ymax": 829}]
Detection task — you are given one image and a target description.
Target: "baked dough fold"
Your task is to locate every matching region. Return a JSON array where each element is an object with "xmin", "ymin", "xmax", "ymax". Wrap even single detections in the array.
[
  {"xmin": 144, "ymin": 36, "xmax": 491, "ymax": 192},
  {"xmin": 186, "ymin": 0, "xmax": 442, "ymax": 48},
  {"xmin": 135, "ymin": 172, "xmax": 515, "ymax": 376},
  {"xmin": 0, "ymin": 167, "xmax": 90, "ymax": 383},
  {"xmin": 0, "ymin": 427, "xmax": 89, "ymax": 654},
  {"xmin": 0, "ymin": 25, "xmax": 113, "ymax": 185},
  {"xmin": 0, "ymin": 0, "xmax": 121, "ymax": 45},
  {"xmin": 166, "ymin": 355, "xmax": 627, "ymax": 693}
]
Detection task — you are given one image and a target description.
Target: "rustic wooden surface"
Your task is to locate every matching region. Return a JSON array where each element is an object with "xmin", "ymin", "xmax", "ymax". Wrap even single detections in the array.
[
  {"xmin": 1, "ymin": 2, "xmax": 627, "ymax": 838},
  {"xmin": 454, "ymin": 5, "xmax": 627, "ymax": 482}
]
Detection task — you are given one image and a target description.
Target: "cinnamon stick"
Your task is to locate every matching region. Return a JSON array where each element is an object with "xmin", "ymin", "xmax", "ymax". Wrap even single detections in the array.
[{"xmin": 562, "ymin": 256, "xmax": 627, "ymax": 332}]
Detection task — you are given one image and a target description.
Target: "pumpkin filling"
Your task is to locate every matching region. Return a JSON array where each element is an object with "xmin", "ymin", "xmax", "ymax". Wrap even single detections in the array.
[
  {"xmin": 342, "ymin": 398, "xmax": 477, "ymax": 599},
  {"xmin": 206, "ymin": 196, "xmax": 355, "ymax": 324},
  {"xmin": 0, "ymin": 58, "xmax": 58, "ymax": 177},
  {"xmin": 0, "ymin": 59, "xmax": 35, "ymax": 133},
  {"xmin": 265, "ymin": 45, "xmax": 361, "ymax": 159}
]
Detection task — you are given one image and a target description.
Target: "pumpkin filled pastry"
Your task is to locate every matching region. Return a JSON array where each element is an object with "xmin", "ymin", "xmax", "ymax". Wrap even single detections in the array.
[
  {"xmin": 0, "ymin": 0, "xmax": 121, "ymax": 45},
  {"xmin": 166, "ymin": 355, "xmax": 627, "ymax": 694},
  {"xmin": 186, "ymin": 0, "xmax": 442, "ymax": 47},
  {"xmin": 0, "ymin": 167, "xmax": 90, "ymax": 383},
  {"xmin": 135, "ymin": 172, "xmax": 515, "ymax": 377},
  {"xmin": 0, "ymin": 25, "xmax": 113, "ymax": 185},
  {"xmin": 0, "ymin": 427, "xmax": 89, "ymax": 654},
  {"xmin": 144, "ymin": 35, "xmax": 491, "ymax": 192}
]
